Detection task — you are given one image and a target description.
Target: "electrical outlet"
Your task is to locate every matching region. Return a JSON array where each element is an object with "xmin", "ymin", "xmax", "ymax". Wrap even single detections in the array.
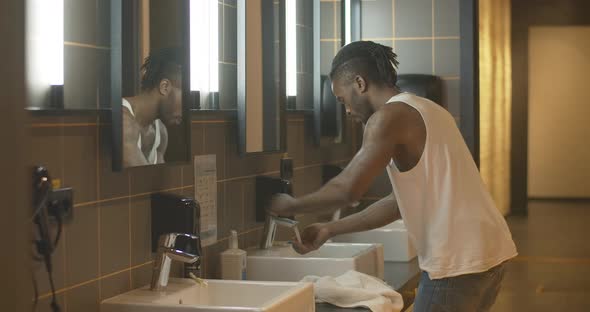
[{"xmin": 48, "ymin": 187, "xmax": 73, "ymax": 222}]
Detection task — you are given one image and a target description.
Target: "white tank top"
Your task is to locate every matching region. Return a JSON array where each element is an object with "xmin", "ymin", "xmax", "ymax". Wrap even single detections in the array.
[
  {"xmin": 122, "ymin": 98, "xmax": 161, "ymax": 165},
  {"xmin": 384, "ymin": 93, "xmax": 517, "ymax": 279}
]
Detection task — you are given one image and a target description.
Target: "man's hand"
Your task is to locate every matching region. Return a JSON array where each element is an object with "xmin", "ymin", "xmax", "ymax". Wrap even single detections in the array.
[
  {"xmin": 292, "ymin": 223, "xmax": 332, "ymax": 254},
  {"xmin": 268, "ymin": 193, "xmax": 297, "ymax": 216}
]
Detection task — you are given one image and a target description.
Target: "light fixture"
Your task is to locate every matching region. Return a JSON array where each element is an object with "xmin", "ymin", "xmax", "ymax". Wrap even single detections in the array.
[
  {"xmin": 344, "ymin": 0, "xmax": 352, "ymax": 45},
  {"xmin": 28, "ymin": 0, "xmax": 65, "ymax": 108},
  {"xmin": 286, "ymin": 0, "xmax": 297, "ymax": 108},
  {"xmin": 190, "ymin": 0, "xmax": 219, "ymax": 109}
]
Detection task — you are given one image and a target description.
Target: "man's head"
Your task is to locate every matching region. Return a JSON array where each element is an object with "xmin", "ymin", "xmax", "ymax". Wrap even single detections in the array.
[
  {"xmin": 329, "ymin": 41, "xmax": 399, "ymax": 124},
  {"xmin": 140, "ymin": 47, "xmax": 184, "ymax": 126}
]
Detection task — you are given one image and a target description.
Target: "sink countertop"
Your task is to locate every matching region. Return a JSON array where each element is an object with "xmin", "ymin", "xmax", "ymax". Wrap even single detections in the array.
[{"xmin": 315, "ymin": 259, "xmax": 421, "ymax": 312}]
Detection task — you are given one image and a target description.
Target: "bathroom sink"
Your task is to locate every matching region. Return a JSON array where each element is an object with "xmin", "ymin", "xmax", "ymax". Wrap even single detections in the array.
[
  {"xmin": 100, "ymin": 278, "xmax": 315, "ymax": 312},
  {"xmin": 247, "ymin": 243, "xmax": 384, "ymax": 281},
  {"xmin": 331, "ymin": 220, "xmax": 417, "ymax": 262}
]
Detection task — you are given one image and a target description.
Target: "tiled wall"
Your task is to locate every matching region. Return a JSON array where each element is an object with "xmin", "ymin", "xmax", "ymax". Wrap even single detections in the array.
[
  {"xmin": 361, "ymin": 0, "xmax": 461, "ymax": 123},
  {"xmin": 30, "ymin": 111, "xmax": 358, "ymax": 312}
]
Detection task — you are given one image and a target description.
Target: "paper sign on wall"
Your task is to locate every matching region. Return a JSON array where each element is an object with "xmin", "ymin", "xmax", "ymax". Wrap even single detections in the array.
[{"xmin": 194, "ymin": 155, "xmax": 218, "ymax": 247}]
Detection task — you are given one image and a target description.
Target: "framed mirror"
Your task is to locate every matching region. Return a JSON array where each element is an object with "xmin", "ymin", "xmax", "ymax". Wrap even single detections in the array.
[
  {"xmin": 237, "ymin": 0, "xmax": 286, "ymax": 155},
  {"xmin": 112, "ymin": 0, "xmax": 191, "ymax": 170},
  {"xmin": 312, "ymin": 0, "xmax": 361, "ymax": 145}
]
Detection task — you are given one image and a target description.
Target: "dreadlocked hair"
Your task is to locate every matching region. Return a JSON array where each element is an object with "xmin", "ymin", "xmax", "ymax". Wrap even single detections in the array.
[
  {"xmin": 329, "ymin": 41, "xmax": 400, "ymax": 88},
  {"xmin": 140, "ymin": 47, "xmax": 184, "ymax": 91}
]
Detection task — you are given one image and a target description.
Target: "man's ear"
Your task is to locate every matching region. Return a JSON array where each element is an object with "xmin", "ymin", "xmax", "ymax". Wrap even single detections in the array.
[
  {"xmin": 354, "ymin": 75, "xmax": 367, "ymax": 93},
  {"xmin": 159, "ymin": 79, "xmax": 171, "ymax": 96}
]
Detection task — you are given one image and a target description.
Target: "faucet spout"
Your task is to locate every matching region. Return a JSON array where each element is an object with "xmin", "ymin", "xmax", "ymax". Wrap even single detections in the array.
[
  {"xmin": 151, "ymin": 233, "xmax": 201, "ymax": 291},
  {"xmin": 260, "ymin": 215, "xmax": 299, "ymax": 249}
]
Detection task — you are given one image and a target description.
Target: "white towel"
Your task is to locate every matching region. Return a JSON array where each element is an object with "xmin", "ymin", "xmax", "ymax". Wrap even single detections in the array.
[{"xmin": 301, "ymin": 270, "xmax": 403, "ymax": 312}]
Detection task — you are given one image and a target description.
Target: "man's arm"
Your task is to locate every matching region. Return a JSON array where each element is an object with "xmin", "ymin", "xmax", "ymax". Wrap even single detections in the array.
[
  {"xmin": 156, "ymin": 120, "xmax": 168, "ymax": 164},
  {"xmin": 272, "ymin": 105, "xmax": 405, "ymax": 215},
  {"xmin": 292, "ymin": 193, "xmax": 400, "ymax": 254},
  {"xmin": 327, "ymin": 193, "xmax": 400, "ymax": 236}
]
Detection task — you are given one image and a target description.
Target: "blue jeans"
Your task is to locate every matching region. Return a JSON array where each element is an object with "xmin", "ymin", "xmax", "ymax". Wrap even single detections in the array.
[{"xmin": 413, "ymin": 263, "xmax": 506, "ymax": 312}]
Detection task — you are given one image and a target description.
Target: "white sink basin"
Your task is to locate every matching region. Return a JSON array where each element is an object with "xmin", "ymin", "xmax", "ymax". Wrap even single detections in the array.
[
  {"xmin": 332, "ymin": 220, "xmax": 417, "ymax": 262},
  {"xmin": 100, "ymin": 278, "xmax": 315, "ymax": 312},
  {"xmin": 247, "ymin": 243, "xmax": 384, "ymax": 282}
]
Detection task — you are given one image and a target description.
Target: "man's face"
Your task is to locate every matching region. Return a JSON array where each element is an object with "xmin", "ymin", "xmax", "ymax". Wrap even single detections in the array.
[
  {"xmin": 158, "ymin": 79, "xmax": 183, "ymax": 126},
  {"xmin": 331, "ymin": 76, "xmax": 372, "ymax": 124}
]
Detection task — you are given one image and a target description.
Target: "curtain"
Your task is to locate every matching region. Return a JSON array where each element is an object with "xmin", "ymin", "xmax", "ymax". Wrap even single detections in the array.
[{"xmin": 479, "ymin": 0, "xmax": 512, "ymax": 215}]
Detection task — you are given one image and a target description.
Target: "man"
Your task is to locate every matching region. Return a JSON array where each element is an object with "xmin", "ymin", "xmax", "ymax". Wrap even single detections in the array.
[
  {"xmin": 122, "ymin": 47, "xmax": 183, "ymax": 167},
  {"xmin": 269, "ymin": 41, "xmax": 517, "ymax": 311}
]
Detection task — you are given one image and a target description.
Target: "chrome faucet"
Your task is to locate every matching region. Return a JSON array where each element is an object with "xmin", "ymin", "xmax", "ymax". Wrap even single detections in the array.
[
  {"xmin": 151, "ymin": 233, "xmax": 201, "ymax": 291},
  {"xmin": 260, "ymin": 215, "xmax": 300, "ymax": 249}
]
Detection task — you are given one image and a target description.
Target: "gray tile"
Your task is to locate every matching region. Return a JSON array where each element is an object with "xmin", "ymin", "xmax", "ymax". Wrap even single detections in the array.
[
  {"xmin": 63, "ymin": 125, "xmax": 98, "ymax": 204},
  {"xmin": 130, "ymin": 195, "xmax": 152, "ymax": 266},
  {"xmin": 128, "ymin": 164, "xmax": 182, "ymax": 195},
  {"xmin": 219, "ymin": 63, "xmax": 238, "ymax": 110},
  {"xmin": 395, "ymin": 40, "xmax": 433, "ymax": 74},
  {"xmin": 65, "ymin": 0, "xmax": 97, "ymax": 44},
  {"xmin": 434, "ymin": 0, "xmax": 459, "ymax": 37},
  {"xmin": 131, "ymin": 264, "xmax": 152, "ymax": 289},
  {"xmin": 434, "ymin": 39, "xmax": 460, "ymax": 76},
  {"xmin": 394, "ymin": 0, "xmax": 433, "ymax": 38},
  {"xmin": 320, "ymin": 2, "xmax": 336, "ymax": 39},
  {"xmin": 203, "ymin": 124, "xmax": 227, "ymax": 180},
  {"xmin": 442, "ymin": 79, "xmax": 460, "ymax": 117},
  {"xmin": 98, "ymin": 124, "xmax": 130, "ymax": 199},
  {"xmin": 223, "ymin": 5, "xmax": 238, "ymax": 63},
  {"xmin": 100, "ymin": 271, "xmax": 130, "ymax": 301},
  {"xmin": 361, "ymin": 0, "xmax": 393, "ymax": 39},
  {"xmin": 321, "ymin": 41, "xmax": 338, "ymax": 76},
  {"xmin": 64, "ymin": 46, "xmax": 98, "ymax": 109},
  {"xmin": 100, "ymin": 199, "xmax": 130, "ymax": 275},
  {"xmin": 66, "ymin": 204, "xmax": 99, "ymax": 286},
  {"xmin": 66, "ymin": 281, "xmax": 99, "ymax": 312}
]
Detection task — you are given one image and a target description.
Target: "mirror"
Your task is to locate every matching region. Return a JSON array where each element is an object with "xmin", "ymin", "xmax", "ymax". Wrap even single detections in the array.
[
  {"xmin": 312, "ymin": 0, "xmax": 361, "ymax": 144},
  {"xmin": 237, "ymin": 0, "xmax": 286, "ymax": 154},
  {"xmin": 112, "ymin": 0, "xmax": 191, "ymax": 170}
]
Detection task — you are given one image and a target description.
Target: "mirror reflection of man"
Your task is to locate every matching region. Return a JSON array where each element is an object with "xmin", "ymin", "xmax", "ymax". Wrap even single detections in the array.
[{"xmin": 122, "ymin": 48, "xmax": 183, "ymax": 167}]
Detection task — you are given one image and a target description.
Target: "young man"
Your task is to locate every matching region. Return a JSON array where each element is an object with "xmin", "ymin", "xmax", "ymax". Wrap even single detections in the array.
[
  {"xmin": 269, "ymin": 41, "xmax": 517, "ymax": 311},
  {"xmin": 122, "ymin": 47, "xmax": 183, "ymax": 167}
]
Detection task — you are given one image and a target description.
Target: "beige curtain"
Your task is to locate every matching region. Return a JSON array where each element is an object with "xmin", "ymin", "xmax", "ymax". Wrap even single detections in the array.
[{"xmin": 479, "ymin": 0, "xmax": 512, "ymax": 215}]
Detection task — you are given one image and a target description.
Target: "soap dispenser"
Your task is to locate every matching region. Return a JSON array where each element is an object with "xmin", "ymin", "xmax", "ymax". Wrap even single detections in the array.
[{"xmin": 220, "ymin": 230, "xmax": 247, "ymax": 280}]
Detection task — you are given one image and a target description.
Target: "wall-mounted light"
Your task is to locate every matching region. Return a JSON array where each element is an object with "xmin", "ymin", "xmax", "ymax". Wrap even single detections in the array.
[
  {"xmin": 27, "ymin": 0, "xmax": 64, "ymax": 108},
  {"xmin": 286, "ymin": 0, "xmax": 297, "ymax": 108},
  {"xmin": 343, "ymin": 0, "xmax": 360, "ymax": 46},
  {"xmin": 344, "ymin": 0, "xmax": 352, "ymax": 45},
  {"xmin": 190, "ymin": 0, "xmax": 219, "ymax": 109}
]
